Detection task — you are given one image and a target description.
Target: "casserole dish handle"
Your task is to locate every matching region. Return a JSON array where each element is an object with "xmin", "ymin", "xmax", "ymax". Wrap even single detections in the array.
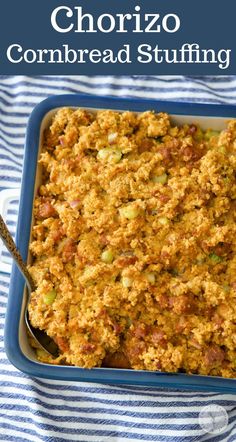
[{"xmin": 0, "ymin": 188, "xmax": 20, "ymax": 274}]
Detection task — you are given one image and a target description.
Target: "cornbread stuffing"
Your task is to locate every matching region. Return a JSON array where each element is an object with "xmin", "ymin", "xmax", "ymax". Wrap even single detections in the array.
[{"xmin": 28, "ymin": 107, "xmax": 236, "ymax": 378}]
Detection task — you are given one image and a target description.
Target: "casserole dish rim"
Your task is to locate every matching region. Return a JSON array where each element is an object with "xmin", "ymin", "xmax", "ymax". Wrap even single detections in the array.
[{"xmin": 5, "ymin": 93, "xmax": 236, "ymax": 391}]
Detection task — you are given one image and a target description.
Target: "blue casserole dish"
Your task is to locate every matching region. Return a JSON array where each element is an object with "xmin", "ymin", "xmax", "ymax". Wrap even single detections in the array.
[{"xmin": 5, "ymin": 94, "xmax": 236, "ymax": 392}]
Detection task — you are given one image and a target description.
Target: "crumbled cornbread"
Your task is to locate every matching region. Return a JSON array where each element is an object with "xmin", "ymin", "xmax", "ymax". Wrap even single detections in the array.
[{"xmin": 28, "ymin": 108, "xmax": 236, "ymax": 377}]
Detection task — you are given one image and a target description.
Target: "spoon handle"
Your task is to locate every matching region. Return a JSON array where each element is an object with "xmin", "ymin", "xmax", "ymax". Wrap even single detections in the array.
[{"xmin": 0, "ymin": 214, "xmax": 35, "ymax": 291}]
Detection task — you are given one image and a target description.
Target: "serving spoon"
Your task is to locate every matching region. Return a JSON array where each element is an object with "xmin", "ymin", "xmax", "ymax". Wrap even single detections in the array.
[{"xmin": 0, "ymin": 214, "xmax": 59, "ymax": 357}]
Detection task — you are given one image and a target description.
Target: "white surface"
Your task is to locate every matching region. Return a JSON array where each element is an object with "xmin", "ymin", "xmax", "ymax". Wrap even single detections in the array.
[{"xmin": 0, "ymin": 188, "xmax": 20, "ymax": 273}]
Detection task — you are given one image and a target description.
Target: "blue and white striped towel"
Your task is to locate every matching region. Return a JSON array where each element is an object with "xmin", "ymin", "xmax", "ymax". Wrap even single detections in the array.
[{"xmin": 0, "ymin": 75, "xmax": 236, "ymax": 442}]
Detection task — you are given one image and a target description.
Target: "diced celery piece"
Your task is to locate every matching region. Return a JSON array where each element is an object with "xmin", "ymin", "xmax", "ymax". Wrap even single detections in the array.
[
  {"xmin": 122, "ymin": 276, "xmax": 133, "ymax": 288},
  {"xmin": 217, "ymin": 146, "xmax": 226, "ymax": 154},
  {"xmin": 97, "ymin": 148, "xmax": 108, "ymax": 160},
  {"xmin": 119, "ymin": 205, "xmax": 140, "ymax": 220},
  {"xmin": 101, "ymin": 249, "xmax": 114, "ymax": 264},
  {"xmin": 209, "ymin": 253, "xmax": 223, "ymax": 264},
  {"xmin": 152, "ymin": 173, "xmax": 168, "ymax": 184},
  {"xmin": 36, "ymin": 348, "xmax": 48, "ymax": 359},
  {"xmin": 97, "ymin": 148, "xmax": 122, "ymax": 163},
  {"xmin": 158, "ymin": 216, "xmax": 169, "ymax": 225},
  {"xmin": 109, "ymin": 149, "xmax": 122, "ymax": 163},
  {"xmin": 43, "ymin": 289, "xmax": 57, "ymax": 305},
  {"xmin": 205, "ymin": 130, "xmax": 220, "ymax": 140}
]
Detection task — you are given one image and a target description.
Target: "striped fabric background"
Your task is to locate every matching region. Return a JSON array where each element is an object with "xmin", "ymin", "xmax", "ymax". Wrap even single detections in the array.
[{"xmin": 0, "ymin": 75, "xmax": 236, "ymax": 442}]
